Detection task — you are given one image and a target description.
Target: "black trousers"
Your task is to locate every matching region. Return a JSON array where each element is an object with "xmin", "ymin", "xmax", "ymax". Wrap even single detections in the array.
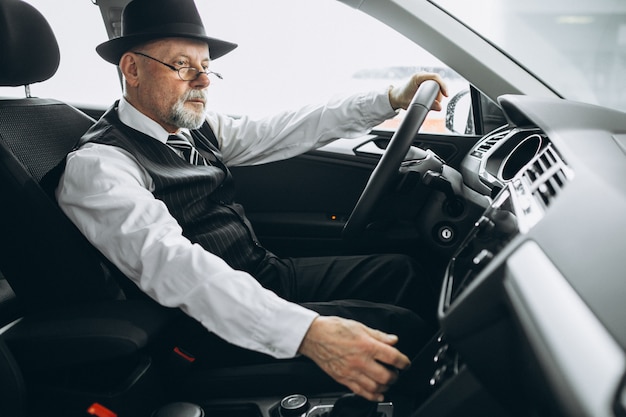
[
  {"xmin": 163, "ymin": 253, "xmax": 438, "ymax": 371},
  {"xmin": 255, "ymin": 254, "xmax": 438, "ymax": 326}
]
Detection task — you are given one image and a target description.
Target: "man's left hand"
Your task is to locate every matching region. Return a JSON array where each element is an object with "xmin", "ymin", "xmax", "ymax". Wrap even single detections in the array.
[{"xmin": 389, "ymin": 72, "xmax": 449, "ymax": 111}]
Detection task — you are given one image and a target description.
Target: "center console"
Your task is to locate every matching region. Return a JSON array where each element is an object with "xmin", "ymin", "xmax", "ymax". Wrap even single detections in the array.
[
  {"xmin": 199, "ymin": 394, "xmax": 393, "ymax": 417},
  {"xmin": 442, "ymin": 184, "xmax": 519, "ymax": 313}
]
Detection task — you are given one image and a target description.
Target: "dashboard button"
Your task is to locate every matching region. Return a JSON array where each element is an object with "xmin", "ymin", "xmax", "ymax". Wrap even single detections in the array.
[{"xmin": 473, "ymin": 249, "xmax": 494, "ymax": 266}]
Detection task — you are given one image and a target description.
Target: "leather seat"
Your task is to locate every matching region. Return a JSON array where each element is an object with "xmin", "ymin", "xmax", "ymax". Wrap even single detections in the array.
[
  {"xmin": 0, "ymin": 0, "xmax": 180, "ymax": 414},
  {"xmin": 0, "ymin": 0, "xmax": 127, "ymax": 311}
]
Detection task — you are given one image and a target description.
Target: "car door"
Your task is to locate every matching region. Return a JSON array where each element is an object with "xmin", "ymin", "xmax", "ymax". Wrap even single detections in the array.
[
  {"xmin": 230, "ymin": 120, "xmax": 487, "ymax": 258},
  {"xmin": 201, "ymin": 1, "xmax": 504, "ymax": 258}
]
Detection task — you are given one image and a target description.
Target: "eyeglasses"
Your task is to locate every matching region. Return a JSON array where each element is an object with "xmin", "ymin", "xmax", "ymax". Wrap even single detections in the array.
[{"xmin": 132, "ymin": 51, "xmax": 223, "ymax": 81}]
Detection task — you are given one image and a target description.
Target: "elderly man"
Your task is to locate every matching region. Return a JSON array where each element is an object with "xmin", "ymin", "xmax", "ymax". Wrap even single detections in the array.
[{"xmin": 54, "ymin": 0, "xmax": 448, "ymax": 402}]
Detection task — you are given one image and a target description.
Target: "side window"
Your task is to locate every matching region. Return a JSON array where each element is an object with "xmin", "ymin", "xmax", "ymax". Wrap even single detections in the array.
[
  {"xmin": 1, "ymin": 0, "xmax": 476, "ymax": 136},
  {"xmin": 198, "ymin": 0, "xmax": 474, "ymax": 136}
]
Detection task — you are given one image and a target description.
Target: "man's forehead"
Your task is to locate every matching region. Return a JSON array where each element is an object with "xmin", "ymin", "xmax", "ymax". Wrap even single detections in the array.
[{"xmin": 144, "ymin": 37, "xmax": 210, "ymax": 57}]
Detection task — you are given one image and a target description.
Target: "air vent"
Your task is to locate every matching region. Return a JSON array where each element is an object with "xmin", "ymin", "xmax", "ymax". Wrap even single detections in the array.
[
  {"xmin": 471, "ymin": 126, "xmax": 510, "ymax": 159},
  {"xmin": 522, "ymin": 145, "xmax": 573, "ymax": 208}
]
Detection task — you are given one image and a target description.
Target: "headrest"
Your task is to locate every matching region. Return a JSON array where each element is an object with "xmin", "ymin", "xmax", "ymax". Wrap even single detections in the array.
[{"xmin": 0, "ymin": 0, "xmax": 60, "ymax": 87}]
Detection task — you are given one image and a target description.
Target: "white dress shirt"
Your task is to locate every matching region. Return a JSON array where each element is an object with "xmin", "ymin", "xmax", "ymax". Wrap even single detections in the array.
[{"xmin": 56, "ymin": 89, "xmax": 397, "ymax": 358}]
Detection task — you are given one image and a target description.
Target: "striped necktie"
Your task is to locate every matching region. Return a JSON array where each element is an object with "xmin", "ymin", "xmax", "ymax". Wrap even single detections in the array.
[{"xmin": 166, "ymin": 133, "xmax": 209, "ymax": 166}]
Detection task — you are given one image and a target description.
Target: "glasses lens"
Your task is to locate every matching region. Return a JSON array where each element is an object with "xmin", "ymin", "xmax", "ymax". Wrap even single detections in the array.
[
  {"xmin": 180, "ymin": 68, "xmax": 223, "ymax": 81},
  {"xmin": 178, "ymin": 67, "xmax": 198, "ymax": 81}
]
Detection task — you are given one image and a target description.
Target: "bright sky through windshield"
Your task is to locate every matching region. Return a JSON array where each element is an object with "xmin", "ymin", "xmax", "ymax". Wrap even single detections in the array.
[
  {"xmin": 433, "ymin": 0, "xmax": 626, "ymax": 112},
  {"xmin": 198, "ymin": 0, "xmax": 444, "ymax": 116}
]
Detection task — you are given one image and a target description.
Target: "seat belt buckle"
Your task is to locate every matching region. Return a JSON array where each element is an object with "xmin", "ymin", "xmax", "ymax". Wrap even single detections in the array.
[{"xmin": 87, "ymin": 402, "xmax": 117, "ymax": 417}]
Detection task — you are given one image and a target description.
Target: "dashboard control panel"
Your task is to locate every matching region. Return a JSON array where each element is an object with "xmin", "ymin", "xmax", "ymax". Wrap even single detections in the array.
[{"xmin": 443, "ymin": 143, "xmax": 572, "ymax": 311}]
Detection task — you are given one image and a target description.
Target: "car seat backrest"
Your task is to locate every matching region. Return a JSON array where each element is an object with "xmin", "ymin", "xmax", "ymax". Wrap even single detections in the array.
[{"xmin": 0, "ymin": 0, "xmax": 128, "ymax": 312}]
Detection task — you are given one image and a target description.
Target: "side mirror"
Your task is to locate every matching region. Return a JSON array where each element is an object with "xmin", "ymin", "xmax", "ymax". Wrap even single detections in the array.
[{"xmin": 445, "ymin": 89, "xmax": 474, "ymax": 134}]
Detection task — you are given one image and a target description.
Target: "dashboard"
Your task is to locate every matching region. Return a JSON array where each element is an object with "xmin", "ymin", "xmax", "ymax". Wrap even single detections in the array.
[{"xmin": 435, "ymin": 94, "xmax": 626, "ymax": 417}]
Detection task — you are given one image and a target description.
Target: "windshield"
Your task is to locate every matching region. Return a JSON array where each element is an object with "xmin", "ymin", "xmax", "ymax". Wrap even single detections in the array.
[{"xmin": 431, "ymin": 0, "xmax": 626, "ymax": 113}]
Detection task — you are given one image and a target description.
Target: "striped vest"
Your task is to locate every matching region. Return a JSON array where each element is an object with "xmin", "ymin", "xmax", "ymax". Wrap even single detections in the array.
[{"xmin": 79, "ymin": 103, "xmax": 271, "ymax": 275}]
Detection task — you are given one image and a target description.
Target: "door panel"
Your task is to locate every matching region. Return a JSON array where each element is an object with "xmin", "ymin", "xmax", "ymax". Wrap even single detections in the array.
[
  {"xmin": 231, "ymin": 131, "xmax": 480, "ymax": 257},
  {"xmin": 231, "ymin": 150, "xmax": 375, "ymax": 257}
]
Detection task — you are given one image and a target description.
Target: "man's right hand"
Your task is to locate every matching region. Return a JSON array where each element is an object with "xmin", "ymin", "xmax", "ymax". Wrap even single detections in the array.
[{"xmin": 297, "ymin": 316, "xmax": 411, "ymax": 402}]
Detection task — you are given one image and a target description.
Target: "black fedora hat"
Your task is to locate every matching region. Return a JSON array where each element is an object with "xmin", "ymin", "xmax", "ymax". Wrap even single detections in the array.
[{"xmin": 96, "ymin": 0, "xmax": 237, "ymax": 65}]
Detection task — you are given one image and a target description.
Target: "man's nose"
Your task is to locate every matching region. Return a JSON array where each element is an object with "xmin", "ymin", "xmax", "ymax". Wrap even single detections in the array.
[{"xmin": 191, "ymin": 72, "xmax": 210, "ymax": 88}]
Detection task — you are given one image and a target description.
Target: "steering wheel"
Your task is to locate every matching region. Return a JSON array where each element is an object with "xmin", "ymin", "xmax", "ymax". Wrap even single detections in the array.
[{"xmin": 342, "ymin": 80, "xmax": 441, "ymax": 238}]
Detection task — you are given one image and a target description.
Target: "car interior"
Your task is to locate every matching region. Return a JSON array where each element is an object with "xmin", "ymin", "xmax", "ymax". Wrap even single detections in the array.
[{"xmin": 1, "ymin": 0, "xmax": 625, "ymax": 417}]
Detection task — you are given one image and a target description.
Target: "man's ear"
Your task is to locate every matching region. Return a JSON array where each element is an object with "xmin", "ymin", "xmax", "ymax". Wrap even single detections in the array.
[{"xmin": 119, "ymin": 53, "xmax": 140, "ymax": 87}]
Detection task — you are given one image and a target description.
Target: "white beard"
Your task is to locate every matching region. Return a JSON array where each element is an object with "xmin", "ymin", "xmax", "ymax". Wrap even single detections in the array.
[{"xmin": 168, "ymin": 89, "xmax": 208, "ymax": 129}]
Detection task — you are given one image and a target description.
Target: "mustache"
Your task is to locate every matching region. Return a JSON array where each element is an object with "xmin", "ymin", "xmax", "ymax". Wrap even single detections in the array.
[{"xmin": 182, "ymin": 89, "xmax": 208, "ymax": 102}]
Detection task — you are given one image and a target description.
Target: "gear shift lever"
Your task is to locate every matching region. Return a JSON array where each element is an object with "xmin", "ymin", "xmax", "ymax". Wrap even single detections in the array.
[
  {"xmin": 151, "ymin": 402, "xmax": 204, "ymax": 417},
  {"xmin": 329, "ymin": 394, "xmax": 378, "ymax": 417}
]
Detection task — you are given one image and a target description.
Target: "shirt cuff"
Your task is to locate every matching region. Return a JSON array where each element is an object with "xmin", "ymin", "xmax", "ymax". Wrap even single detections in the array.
[
  {"xmin": 251, "ymin": 299, "xmax": 320, "ymax": 359},
  {"xmin": 359, "ymin": 87, "xmax": 399, "ymax": 127}
]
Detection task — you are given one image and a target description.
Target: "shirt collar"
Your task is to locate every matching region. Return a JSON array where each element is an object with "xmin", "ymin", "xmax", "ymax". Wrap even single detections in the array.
[{"xmin": 118, "ymin": 97, "xmax": 191, "ymax": 144}]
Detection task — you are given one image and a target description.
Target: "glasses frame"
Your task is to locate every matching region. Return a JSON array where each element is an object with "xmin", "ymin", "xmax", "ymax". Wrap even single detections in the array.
[{"xmin": 132, "ymin": 51, "xmax": 223, "ymax": 81}]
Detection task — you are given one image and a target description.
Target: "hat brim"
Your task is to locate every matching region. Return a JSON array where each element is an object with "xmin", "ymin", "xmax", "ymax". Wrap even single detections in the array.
[{"xmin": 96, "ymin": 33, "xmax": 237, "ymax": 65}]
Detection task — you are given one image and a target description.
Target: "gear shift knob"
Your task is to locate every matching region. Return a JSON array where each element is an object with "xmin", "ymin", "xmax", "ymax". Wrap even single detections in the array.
[
  {"xmin": 152, "ymin": 402, "xmax": 204, "ymax": 417},
  {"xmin": 329, "ymin": 394, "xmax": 378, "ymax": 417}
]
